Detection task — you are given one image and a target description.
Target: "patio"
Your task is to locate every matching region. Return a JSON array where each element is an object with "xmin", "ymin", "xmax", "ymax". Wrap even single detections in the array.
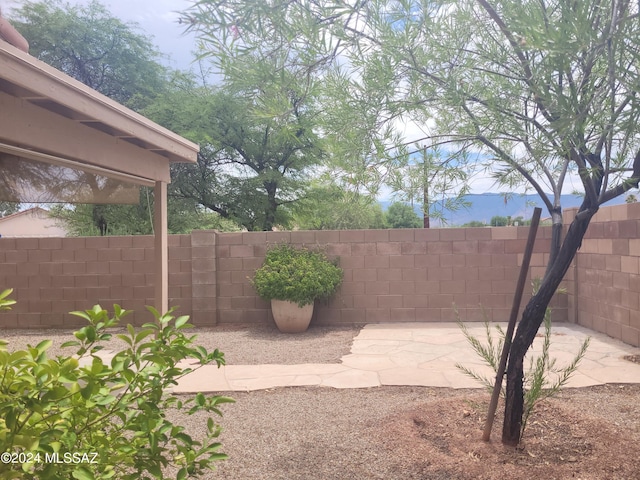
[{"xmin": 74, "ymin": 322, "xmax": 640, "ymax": 393}]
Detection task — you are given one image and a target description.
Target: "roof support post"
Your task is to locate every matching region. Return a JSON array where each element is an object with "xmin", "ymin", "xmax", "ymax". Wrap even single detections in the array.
[{"xmin": 154, "ymin": 180, "xmax": 169, "ymax": 314}]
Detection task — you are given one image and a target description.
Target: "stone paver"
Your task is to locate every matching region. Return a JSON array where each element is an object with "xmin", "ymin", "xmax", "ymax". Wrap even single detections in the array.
[{"xmin": 167, "ymin": 322, "xmax": 640, "ymax": 393}]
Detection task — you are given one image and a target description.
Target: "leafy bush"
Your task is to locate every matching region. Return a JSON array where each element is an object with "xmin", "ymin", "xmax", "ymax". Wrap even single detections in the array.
[
  {"xmin": 0, "ymin": 299, "xmax": 233, "ymax": 480},
  {"xmin": 252, "ymin": 244, "xmax": 343, "ymax": 307},
  {"xmin": 0, "ymin": 288, "xmax": 16, "ymax": 311},
  {"xmin": 385, "ymin": 202, "xmax": 422, "ymax": 228}
]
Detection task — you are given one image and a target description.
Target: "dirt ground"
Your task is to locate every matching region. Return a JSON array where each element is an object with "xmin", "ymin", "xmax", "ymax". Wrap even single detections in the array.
[{"xmin": 380, "ymin": 384, "xmax": 640, "ymax": 480}]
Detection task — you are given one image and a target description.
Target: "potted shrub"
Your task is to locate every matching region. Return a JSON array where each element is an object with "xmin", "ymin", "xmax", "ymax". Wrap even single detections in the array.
[{"xmin": 251, "ymin": 244, "xmax": 343, "ymax": 333}]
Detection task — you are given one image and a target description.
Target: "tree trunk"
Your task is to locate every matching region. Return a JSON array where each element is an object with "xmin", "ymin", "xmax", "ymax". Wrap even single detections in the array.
[
  {"xmin": 502, "ymin": 207, "xmax": 596, "ymax": 445},
  {"xmin": 423, "ymin": 157, "xmax": 430, "ymax": 228},
  {"xmin": 262, "ymin": 181, "xmax": 279, "ymax": 231}
]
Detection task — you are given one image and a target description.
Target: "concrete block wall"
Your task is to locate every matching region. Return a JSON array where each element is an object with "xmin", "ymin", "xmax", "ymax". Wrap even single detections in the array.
[
  {"xmin": 0, "ymin": 234, "xmax": 193, "ymax": 328},
  {"xmin": 13, "ymin": 203, "xmax": 640, "ymax": 347},
  {"xmin": 214, "ymin": 226, "xmax": 567, "ymax": 326},
  {"xmin": 567, "ymin": 203, "xmax": 640, "ymax": 346}
]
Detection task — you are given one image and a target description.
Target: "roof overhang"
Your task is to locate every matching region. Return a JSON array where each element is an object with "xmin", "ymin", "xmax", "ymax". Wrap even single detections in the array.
[{"xmin": 0, "ymin": 41, "xmax": 198, "ymax": 186}]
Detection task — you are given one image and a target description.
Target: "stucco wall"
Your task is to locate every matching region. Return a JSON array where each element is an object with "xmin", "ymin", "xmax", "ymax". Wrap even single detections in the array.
[{"xmin": 0, "ymin": 208, "xmax": 68, "ymax": 238}]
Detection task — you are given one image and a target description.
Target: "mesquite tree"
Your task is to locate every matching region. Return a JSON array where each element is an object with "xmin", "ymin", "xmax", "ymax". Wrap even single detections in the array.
[{"xmin": 182, "ymin": 0, "xmax": 640, "ymax": 444}]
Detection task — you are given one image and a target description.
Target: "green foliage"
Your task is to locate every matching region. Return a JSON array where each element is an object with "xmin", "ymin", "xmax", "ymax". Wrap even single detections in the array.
[
  {"xmin": 521, "ymin": 313, "xmax": 590, "ymax": 436},
  {"xmin": 50, "ymin": 190, "xmax": 237, "ymax": 237},
  {"xmin": 455, "ymin": 298, "xmax": 589, "ymax": 440},
  {"xmin": 0, "ymin": 289, "xmax": 16, "ymax": 311},
  {"xmin": 292, "ymin": 184, "xmax": 386, "ymax": 230},
  {"xmin": 0, "ymin": 302, "xmax": 233, "ymax": 479},
  {"xmin": 490, "ymin": 216, "xmax": 509, "ymax": 227},
  {"xmin": 455, "ymin": 316, "xmax": 505, "ymax": 394},
  {"xmin": 11, "ymin": 0, "xmax": 168, "ymax": 108},
  {"xmin": 0, "ymin": 203, "xmax": 19, "ymax": 218},
  {"xmin": 388, "ymin": 147, "xmax": 471, "ymax": 226},
  {"xmin": 385, "ymin": 202, "xmax": 422, "ymax": 229},
  {"xmin": 144, "ymin": 77, "xmax": 324, "ymax": 232},
  {"xmin": 252, "ymin": 244, "xmax": 343, "ymax": 307},
  {"xmin": 462, "ymin": 220, "xmax": 487, "ymax": 228}
]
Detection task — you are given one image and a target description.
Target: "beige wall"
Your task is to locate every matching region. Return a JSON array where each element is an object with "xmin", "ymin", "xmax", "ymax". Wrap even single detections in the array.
[
  {"xmin": 213, "ymin": 226, "xmax": 565, "ymax": 326},
  {"xmin": 0, "ymin": 234, "xmax": 193, "ymax": 327},
  {"xmin": 1, "ymin": 204, "xmax": 639, "ymax": 347},
  {"xmin": 0, "ymin": 224, "xmax": 566, "ymax": 330},
  {"xmin": 566, "ymin": 202, "xmax": 640, "ymax": 346},
  {"xmin": 0, "ymin": 208, "xmax": 68, "ymax": 238}
]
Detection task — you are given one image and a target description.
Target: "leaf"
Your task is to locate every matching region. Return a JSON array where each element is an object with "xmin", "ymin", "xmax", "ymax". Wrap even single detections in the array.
[
  {"xmin": 80, "ymin": 380, "xmax": 95, "ymax": 400},
  {"xmin": 175, "ymin": 315, "xmax": 190, "ymax": 329},
  {"xmin": 35, "ymin": 339, "xmax": 53, "ymax": 353},
  {"xmin": 134, "ymin": 329, "xmax": 155, "ymax": 344},
  {"xmin": 116, "ymin": 334, "xmax": 133, "ymax": 346},
  {"xmin": 72, "ymin": 466, "xmax": 95, "ymax": 480}
]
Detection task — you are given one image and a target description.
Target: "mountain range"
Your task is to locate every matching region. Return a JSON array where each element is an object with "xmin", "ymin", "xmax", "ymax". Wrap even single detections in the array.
[{"xmin": 382, "ymin": 193, "xmax": 630, "ymax": 227}]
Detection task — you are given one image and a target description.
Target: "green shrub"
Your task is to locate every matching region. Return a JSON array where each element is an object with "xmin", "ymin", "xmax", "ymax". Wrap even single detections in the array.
[
  {"xmin": 0, "ymin": 288, "xmax": 16, "ymax": 311},
  {"xmin": 0, "ymin": 300, "xmax": 233, "ymax": 480},
  {"xmin": 455, "ymin": 291, "xmax": 590, "ymax": 440},
  {"xmin": 251, "ymin": 244, "xmax": 343, "ymax": 307}
]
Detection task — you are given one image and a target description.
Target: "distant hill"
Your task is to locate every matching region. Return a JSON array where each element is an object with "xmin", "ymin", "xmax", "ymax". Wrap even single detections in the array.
[{"xmin": 381, "ymin": 193, "xmax": 630, "ymax": 227}]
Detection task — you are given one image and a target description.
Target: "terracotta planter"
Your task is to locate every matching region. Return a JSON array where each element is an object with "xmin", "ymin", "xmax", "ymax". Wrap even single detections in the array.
[{"xmin": 270, "ymin": 299, "xmax": 314, "ymax": 333}]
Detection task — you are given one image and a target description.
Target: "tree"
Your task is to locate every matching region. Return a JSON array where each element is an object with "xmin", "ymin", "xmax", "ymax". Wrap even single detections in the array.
[
  {"xmin": 10, "ymin": 0, "xmax": 167, "ymax": 107},
  {"xmin": 9, "ymin": 0, "xmax": 185, "ymax": 235},
  {"xmin": 490, "ymin": 216, "xmax": 509, "ymax": 227},
  {"xmin": 292, "ymin": 183, "xmax": 387, "ymax": 230},
  {"xmin": 462, "ymin": 220, "xmax": 487, "ymax": 227},
  {"xmin": 144, "ymin": 74, "xmax": 324, "ymax": 231},
  {"xmin": 388, "ymin": 146, "xmax": 470, "ymax": 227},
  {"xmin": 182, "ymin": 0, "xmax": 640, "ymax": 445},
  {"xmin": 50, "ymin": 189, "xmax": 232, "ymax": 236},
  {"xmin": 0, "ymin": 202, "xmax": 19, "ymax": 218},
  {"xmin": 385, "ymin": 202, "xmax": 422, "ymax": 228}
]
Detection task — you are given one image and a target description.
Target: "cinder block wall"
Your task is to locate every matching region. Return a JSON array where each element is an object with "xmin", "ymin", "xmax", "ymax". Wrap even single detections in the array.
[
  {"xmin": 0, "ymin": 234, "xmax": 193, "ymax": 328},
  {"xmin": 18, "ymin": 212, "xmax": 640, "ymax": 338},
  {"xmin": 214, "ymin": 226, "xmax": 566, "ymax": 325},
  {"xmin": 567, "ymin": 203, "xmax": 640, "ymax": 346}
]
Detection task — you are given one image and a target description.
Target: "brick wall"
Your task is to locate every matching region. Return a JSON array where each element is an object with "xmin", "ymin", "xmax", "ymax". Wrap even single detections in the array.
[
  {"xmin": 0, "ymin": 234, "xmax": 193, "ymax": 328},
  {"xmin": 7, "ymin": 204, "xmax": 640, "ymax": 347},
  {"xmin": 214, "ymin": 226, "xmax": 566, "ymax": 326},
  {"xmin": 567, "ymin": 203, "xmax": 640, "ymax": 346}
]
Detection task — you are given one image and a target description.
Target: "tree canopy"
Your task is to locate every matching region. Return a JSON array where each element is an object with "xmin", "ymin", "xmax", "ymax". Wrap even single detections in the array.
[
  {"xmin": 385, "ymin": 202, "xmax": 422, "ymax": 229},
  {"xmin": 144, "ymin": 72, "xmax": 325, "ymax": 231},
  {"xmin": 10, "ymin": 0, "xmax": 167, "ymax": 107},
  {"xmin": 182, "ymin": 0, "xmax": 640, "ymax": 444}
]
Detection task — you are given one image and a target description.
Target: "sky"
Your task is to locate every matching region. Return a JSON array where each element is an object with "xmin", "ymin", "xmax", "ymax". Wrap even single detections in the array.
[
  {"xmin": 4, "ymin": 0, "xmax": 198, "ymax": 70},
  {"xmin": 1, "ymin": 0, "xmax": 595, "ymax": 199}
]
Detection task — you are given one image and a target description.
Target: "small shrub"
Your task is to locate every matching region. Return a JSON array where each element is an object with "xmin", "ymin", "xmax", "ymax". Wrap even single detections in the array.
[
  {"xmin": 0, "ymin": 301, "xmax": 233, "ymax": 479},
  {"xmin": 455, "ymin": 287, "xmax": 590, "ymax": 440},
  {"xmin": 251, "ymin": 244, "xmax": 343, "ymax": 307}
]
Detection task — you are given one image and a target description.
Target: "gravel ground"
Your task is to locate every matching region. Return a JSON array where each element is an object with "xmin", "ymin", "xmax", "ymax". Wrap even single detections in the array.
[
  {"xmin": 4, "ymin": 323, "xmax": 639, "ymax": 479},
  {"xmin": 1, "ymin": 323, "xmax": 361, "ymax": 364},
  {"xmin": 171, "ymin": 385, "xmax": 459, "ymax": 480}
]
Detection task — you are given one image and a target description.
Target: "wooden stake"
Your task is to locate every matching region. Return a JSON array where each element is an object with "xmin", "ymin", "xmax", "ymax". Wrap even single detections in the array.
[{"xmin": 482, "ymin": 207, "xmax": 542, "ymax": 442}]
